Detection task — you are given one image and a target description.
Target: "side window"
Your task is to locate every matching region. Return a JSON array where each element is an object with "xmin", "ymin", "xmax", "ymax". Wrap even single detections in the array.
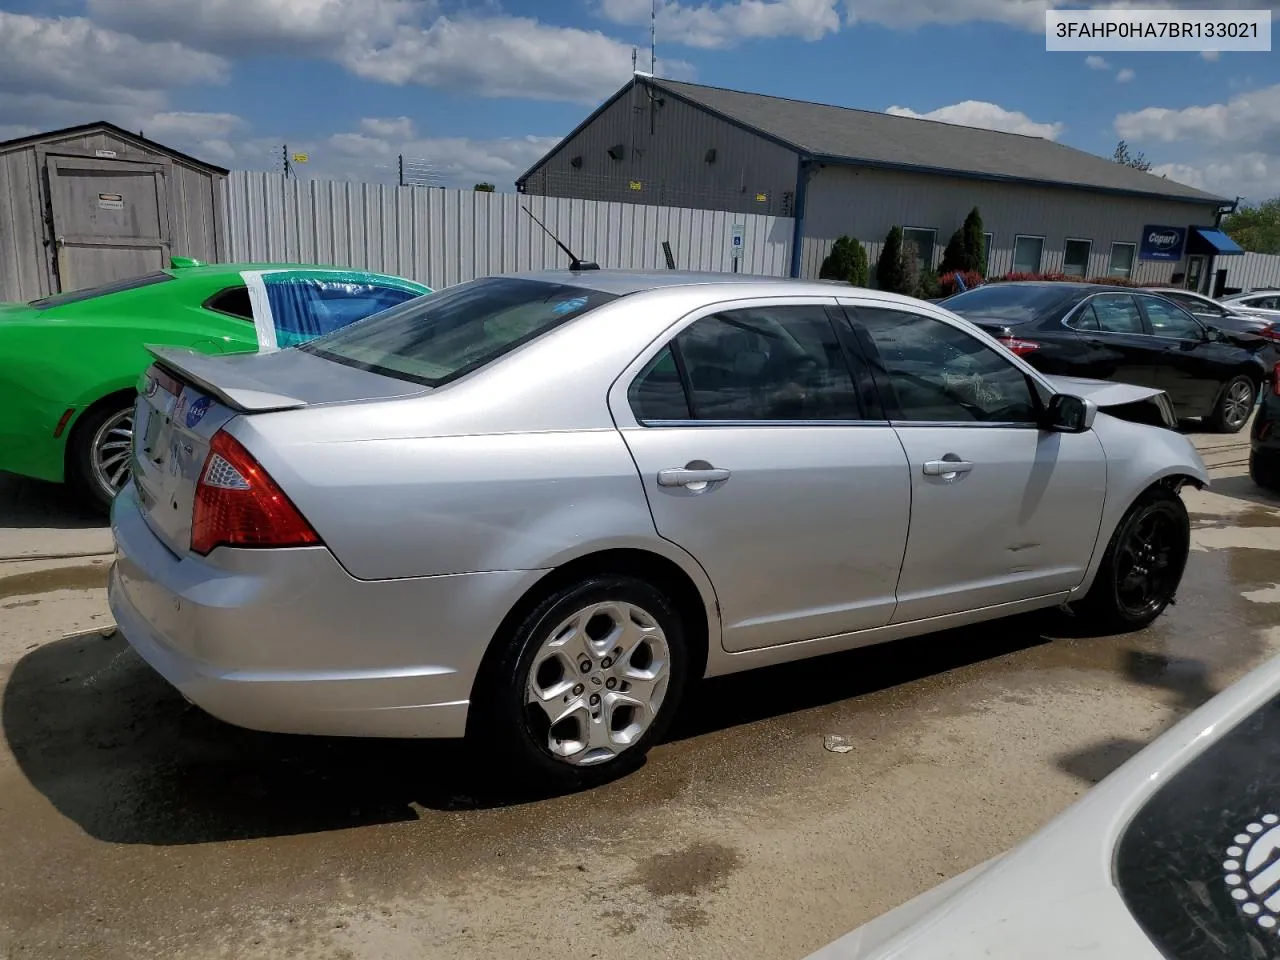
[
  {"xmin": 627, "ymin": 305, "xmax": 861, "ymax": 422},
  {"xmin": 1180, "ymin": 295, "xmax": 1225, "ymax": 317},
  {"xmin": 1141, "ymin": 296, "xmax": 1202, "ymax": 339},
  {"xmin": 854, "ymin": 307, "xmax": 1038, "ymax": 424},
  {"xmin": 206, "ymin": 285, "xmax": 253, "ymax": 320},
  {"xmin": 628, "ymin": 346, "xmax": 691, "ymax": 421},
  {"xmin": 1068, "ymin": 302, "xmax": 1101, "ymax": 331},
  {"xmin": 1091, "ymin": 294, "xmax": 1145, "ymax": 334}
]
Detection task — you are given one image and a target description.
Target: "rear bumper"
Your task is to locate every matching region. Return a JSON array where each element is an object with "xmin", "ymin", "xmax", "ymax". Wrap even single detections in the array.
[{"xmin": 108, "ymin": 483, "xmax": 545, "ymax": 738}]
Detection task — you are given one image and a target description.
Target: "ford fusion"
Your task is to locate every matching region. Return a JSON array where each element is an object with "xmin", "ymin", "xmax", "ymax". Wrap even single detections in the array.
[{"xmin": 110, "ymin": 271, "xmax": 1209, "ymax": 786}]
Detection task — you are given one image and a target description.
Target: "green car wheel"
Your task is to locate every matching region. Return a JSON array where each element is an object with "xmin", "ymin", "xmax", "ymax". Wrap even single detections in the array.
[{"xmin": 70, "ymin": 399, "xmax": 136, "ymax": 509}]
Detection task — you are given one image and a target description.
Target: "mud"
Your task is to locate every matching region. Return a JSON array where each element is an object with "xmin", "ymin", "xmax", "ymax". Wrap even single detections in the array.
[{"xmin": 1, "ymin": 445, "xmax": 1278, "ymax": 960}]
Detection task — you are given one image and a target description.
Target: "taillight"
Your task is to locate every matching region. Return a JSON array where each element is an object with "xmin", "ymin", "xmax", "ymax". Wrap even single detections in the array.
[
  {"xmin": 1273, "ymin": 361, "xmax": 1280, "ymax": 397},
  {"xmin": 997, "ymin": 336, "xmax": 1041, "ymax": 357},
  {"xmin": 1260, "ymin": 323, "xmax": 1280, "ymax": 343},
  {"xmin": 191, "ymin": 430, "xmax": 320, "ymax": 555}
]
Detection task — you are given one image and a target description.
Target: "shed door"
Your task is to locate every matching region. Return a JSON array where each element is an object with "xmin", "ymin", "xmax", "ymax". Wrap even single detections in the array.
[{"xmin": 45, "ymin": 155, "xmax": 170, "ymax": 292}]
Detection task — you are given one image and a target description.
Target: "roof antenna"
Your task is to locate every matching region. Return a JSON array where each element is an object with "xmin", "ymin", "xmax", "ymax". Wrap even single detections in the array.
[{"xmin": 523, "ymin": 206, "xmax": 599, "ymax": 271}]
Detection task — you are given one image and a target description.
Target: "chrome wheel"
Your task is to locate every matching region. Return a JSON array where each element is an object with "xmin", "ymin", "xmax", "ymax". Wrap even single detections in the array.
[
  {"xmin": 90, "ymin": 407, "xmax": 134, "ymax": 499},
  {"xmin": 1221, "ymin": 378, "xmax": 1255, "ymax": 431},
  {"xmin": 524, "ymin": 601, "xmax": 670, "ymax": 766}
]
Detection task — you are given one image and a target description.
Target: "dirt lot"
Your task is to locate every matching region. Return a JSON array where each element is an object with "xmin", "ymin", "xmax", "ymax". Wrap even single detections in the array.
[{"xmin": 1, "ymin": 430, "xmax": 1277, "ymax": 960}]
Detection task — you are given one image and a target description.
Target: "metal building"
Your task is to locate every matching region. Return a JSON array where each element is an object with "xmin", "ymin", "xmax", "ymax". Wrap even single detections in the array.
[
  {"xmin": 0, "ymin": 122, "xmax": 228, "ymax": 302},
  {"xmin": 517, "ymin": 75, "xmax": 1243, "ymax": 290}
]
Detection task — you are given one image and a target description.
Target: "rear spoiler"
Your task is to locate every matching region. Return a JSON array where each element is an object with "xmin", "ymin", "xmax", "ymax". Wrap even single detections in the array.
[{"xmin": 146, "ymin": 345, "xmax": 308, "ymax": 412}]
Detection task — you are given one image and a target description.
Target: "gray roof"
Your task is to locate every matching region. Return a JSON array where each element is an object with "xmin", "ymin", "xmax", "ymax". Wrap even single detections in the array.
[
  {"xmin": 502, "ymin": 268, "xmax": 839, "ymax": 295},
  {"xmin": 645, "ymin": 79, "xmax": 1227, "ymax": 206}
]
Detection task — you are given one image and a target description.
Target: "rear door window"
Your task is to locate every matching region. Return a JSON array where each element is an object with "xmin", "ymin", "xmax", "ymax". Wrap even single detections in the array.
[
  {"xmin": 205, "ymin": 285, "xmax": 253, "ymax": 320},
  {"xmin": 303, "ymin": 277, "xmax": 618, "ymax": 386},
  {"xmin": 1092, "ymin": 294, "xmax": 1146, "ymax": 334}
]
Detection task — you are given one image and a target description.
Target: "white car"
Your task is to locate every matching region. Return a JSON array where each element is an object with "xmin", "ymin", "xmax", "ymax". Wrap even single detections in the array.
[
  {"xmin": 1223, "ymin": 290, "xmax": 1280, "ymax": 321},
  {"xmin": 805, "ymin": 651, "xmax": 1280, "ymax": 959}
]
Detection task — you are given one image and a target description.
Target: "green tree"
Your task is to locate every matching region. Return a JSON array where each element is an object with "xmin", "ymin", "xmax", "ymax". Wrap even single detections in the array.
[
  {"xmin": 1223, "ymin": 197, "xmax": 1280, "ymax": 255},
  {"xmin": 961, "ymin": 206, "xmax": 986, "ymax": 274},
  {"xmin": 818, "ymin": 235, "xmax": 870, "ymax": 286},
  {"xmin": 900, "ymin": 236, "xmax": 922, "ymax": 298},
  {"xmin": 876, "ymin": 226, "xmax": 906, "ymax": 293},
  {"xmin": 1113, "ymin": 140, "xmax": 1152, "ymax": 172},
  {"xmin": 473, "ymin": 182, "xmax": 496, "ymax": 192},
  {"xmin": 939, "ymin": 227, "xmax": 968, "ymax": 275}
]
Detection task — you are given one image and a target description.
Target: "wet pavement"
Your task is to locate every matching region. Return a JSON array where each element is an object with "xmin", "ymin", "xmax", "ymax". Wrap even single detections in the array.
[{"xmin": 0, "ymin": 430, "xmax": 1277, "ymax": 960}]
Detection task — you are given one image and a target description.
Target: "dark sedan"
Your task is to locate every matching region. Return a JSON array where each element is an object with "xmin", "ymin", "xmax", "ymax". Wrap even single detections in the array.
[
  {"xmin": 1251, "ymin": 363, "xmax": 1280, "ymax": 492},
  {"xmin": 943, "ymin": 282, "xmax": 1271, "ymax": 433}
]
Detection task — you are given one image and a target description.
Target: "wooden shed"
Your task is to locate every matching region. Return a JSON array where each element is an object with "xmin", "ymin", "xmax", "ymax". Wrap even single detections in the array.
[{"xmin": 0, "ymin": 121, "xmax": 229, "ymax": 302}]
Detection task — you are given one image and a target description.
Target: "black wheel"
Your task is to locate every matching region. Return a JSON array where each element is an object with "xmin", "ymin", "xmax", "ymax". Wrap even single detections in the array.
[
  {"xmin": 1207, "ymin": 374, "xmax": 1256, "ymax": 433},
  {"xmin": 1252, "ymin": 453, "xmax": 1280, "ymax": 493},
  {"xmin": 469, "ymin": 575, "xmax": 689, "ymax": 789},
  {"xmin": 68, "ymin": 399, "xmax": 135, "ymax": 511},
  {"xmin": 1070, "ymin": 486, "xmax": 1190, "ymax": 633}
]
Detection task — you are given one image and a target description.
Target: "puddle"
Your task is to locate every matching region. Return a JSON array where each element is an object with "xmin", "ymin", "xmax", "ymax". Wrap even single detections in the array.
[
  {"xmin": 0, "ymin": 564, "xmax": 110, "ymax": 601},
  {"xmin": 1191, "ymin": 509, "xmax": 1280, "ymax": 530}
]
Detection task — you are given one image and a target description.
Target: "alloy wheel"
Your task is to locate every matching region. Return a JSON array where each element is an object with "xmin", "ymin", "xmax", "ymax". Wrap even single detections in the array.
[
  {"xmin": 90, "ymin": 407, "xmax": 134, "ymax": 501},
  {"xmin": 1222, "ymin": 379, "xmax": 1255, "ymax": 431},
  {"xmin": 1114, "ymin": 505, "xmax": 1186, "ymax": 620},
  {"xmin": 524, "ymin": 601, "xmax": 670, "ymax": 766}
]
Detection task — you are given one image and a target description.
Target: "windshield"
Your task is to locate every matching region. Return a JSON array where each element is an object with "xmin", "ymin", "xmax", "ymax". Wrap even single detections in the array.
[
  {"xmin": 943, "ymin": 284, "xmax": 1078, "ymax": 324},
  {"xmin": 28, "ymin": 271, "xmax": 174, "ymax": 309},
  {"xmin": 301, "ymin": 276, "xmax": 619, "ymax": 386}
]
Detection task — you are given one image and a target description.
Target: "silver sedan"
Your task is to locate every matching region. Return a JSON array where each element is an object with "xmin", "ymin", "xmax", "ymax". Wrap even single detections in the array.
[{"xmin": 109, "ymin": 271, "xmax": 1209, "ymax": 787}]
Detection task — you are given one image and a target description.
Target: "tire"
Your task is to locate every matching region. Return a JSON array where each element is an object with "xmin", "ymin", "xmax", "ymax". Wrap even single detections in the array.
[
  {"xmin": 469, "ymin": 575, "xmax": 689, "ymax": 789},
  {"xmin": 1207, "ymin": 374, "xmax": 1257, "ymax": 433},
  {"xmin": 68, "ymin": 399, "xmax": 135, "ymax": 512},
  {"xmin": 1069, "ymin": 486, "xmax": 1190, "ymax": 634},
  {"xmin": 1252, "ymin": 453, "xmax": 1280, "ymax": 493}
]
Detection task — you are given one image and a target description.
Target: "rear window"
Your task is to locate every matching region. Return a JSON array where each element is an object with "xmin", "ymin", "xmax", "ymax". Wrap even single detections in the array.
[
  {"xmin": 301, "ymin": 277, "xmax": 618, "ymax": 387},
  {"xmin": 28, "ymin": 271, "xmax": 174, "ymax": 309},
  {"xmin": 943, "ymin": 284, "xmax": 1078, "ymax": 324},
  {"xmin": 1115, "ymin": 690, "xmax": 1280, "ymax": 958}
]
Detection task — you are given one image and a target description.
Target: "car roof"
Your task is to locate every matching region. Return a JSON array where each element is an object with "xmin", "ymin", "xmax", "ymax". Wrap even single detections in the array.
[
  {"xmin": 162, "ymin": 262, "xmax": 422, "ymax": 283},
  {"xmin": 496, "ymin": 268, "xmax": 856, "ymax": 297}
]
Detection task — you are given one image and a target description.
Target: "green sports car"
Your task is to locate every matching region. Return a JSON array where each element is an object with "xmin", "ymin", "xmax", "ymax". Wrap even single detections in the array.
[{"xmin": 0, "ymin": 259, "xmax": 430, "ymax": 508}]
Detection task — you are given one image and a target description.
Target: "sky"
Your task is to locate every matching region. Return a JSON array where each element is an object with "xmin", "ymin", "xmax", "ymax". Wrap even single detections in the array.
[{"xmin": 0, "ymin": 0, "xmax": 1277, "ymax": 202}]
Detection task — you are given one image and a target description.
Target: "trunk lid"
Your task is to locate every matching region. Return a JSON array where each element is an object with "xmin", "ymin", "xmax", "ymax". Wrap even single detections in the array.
[{"xmin": 132, "ymin": 346, "xmax": 425, "ymax": 554}]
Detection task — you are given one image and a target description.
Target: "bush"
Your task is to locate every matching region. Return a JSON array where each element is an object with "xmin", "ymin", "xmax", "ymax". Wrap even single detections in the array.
[
  {"xmin": 938, "ymin": 270, "xmax": 984, "ymax": 297},
  {"xmin": 876, "ymin": 226, "xmax": 907, "ymax": 293},
  {"xmin": 818, "ymin": 235, "xmax": 870, "ymax": 286},
  {"xmin": 961, "ymin": 207, "xmax": 986, "ymax": 276},
  {"xmin": 939, "ymin": 227, "xmax": 968, "ymax": 276},
  {"xmin": 987, "ymin": 272, "xmax": 1144, "ymax": 288},
  {"xmin": 917, "ymin": 266, "xmax": 940, "ymax": 300}
]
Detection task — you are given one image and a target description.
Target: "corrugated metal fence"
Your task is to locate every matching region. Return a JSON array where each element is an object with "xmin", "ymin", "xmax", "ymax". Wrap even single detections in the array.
[
  {"xmin": 221, "ymin": 171, "xmax": 795, "ymax": 288},
  {"xmin": 1222, "ymin": 251, "xmax": 1280, "ymax": 293}
]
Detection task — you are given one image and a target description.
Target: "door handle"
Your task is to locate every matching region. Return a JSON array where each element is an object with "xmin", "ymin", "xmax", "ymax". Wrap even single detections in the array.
[
  {"xmin": 657, "ymin": 467, "xmax": 731, "ymax": 488},
  {"xmin": 923, "ymin": 459, "xmax": 973, "ymax": 477}
]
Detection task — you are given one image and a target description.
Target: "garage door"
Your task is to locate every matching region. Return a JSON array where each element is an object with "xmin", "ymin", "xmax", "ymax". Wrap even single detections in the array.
[{"xmin": 45, "ymin": 155, "xmax": 171, "ymax": 293}]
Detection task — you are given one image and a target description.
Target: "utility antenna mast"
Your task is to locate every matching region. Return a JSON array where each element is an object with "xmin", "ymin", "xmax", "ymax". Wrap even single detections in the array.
[{"xmin": 650, "ymin": 0, "xmax": 657, "ymax": 74}]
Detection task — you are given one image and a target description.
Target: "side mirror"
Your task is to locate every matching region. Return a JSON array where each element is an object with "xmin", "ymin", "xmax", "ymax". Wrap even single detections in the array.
[{"xmin": 1044, "ymin": 393, "xmax": 1097, "ymax": 433}]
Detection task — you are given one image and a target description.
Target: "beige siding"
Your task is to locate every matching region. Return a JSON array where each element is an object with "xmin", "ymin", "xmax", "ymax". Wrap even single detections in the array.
[
  {"xmin": 801, "ymin": 166, "xmax": 1222, "ymax": 284},
  {"xmin": 0, "ymin": 127, "xmax": 224, "ymax": 301},
  {"xmin": 523, "ymin": 81, "xmax": 799, "ymax": 217}
]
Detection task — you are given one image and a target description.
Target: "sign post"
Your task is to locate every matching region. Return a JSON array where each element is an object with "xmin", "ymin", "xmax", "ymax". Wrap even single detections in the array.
[{"xmin": 731, "ymin": 223, "xmax": 744, "ymax": 273}]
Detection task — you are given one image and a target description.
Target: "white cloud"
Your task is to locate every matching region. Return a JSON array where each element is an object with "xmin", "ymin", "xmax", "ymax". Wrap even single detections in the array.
[
  {"xmin": 886, "ymin": 100, "xmax": 1065, "ymax": 139},
  {"xmin": 0, "ymin": 12, "xmax": 226, "ymax": 109},
  {"xmin": 1150, "ymin": 154, "xmax": 1273, "ymax": 202},
  {"xmin": 1116, "ymin": 67, "xmax": 1135, "ymax": 82},
  {"xmin": 1201, "ymin": 49, "xmax": 1221, "ymax": 61},
  {"xmin": 86, "ymin": 0, "xmax": 418, "ymax": 54},
  {"xmin": 339, "ymin": 15, "xmax": 667, "ymax": 103},
  {"xmin": 1115, "ymin": 85, "xmax": 1280, "ymax": 149},
  {"xmin": 1085, "ymin": 54, "xmax": 1110, "ymax": 69},
  {"xmin": 359, "ymin": 117, "xmax": 415, "ymax": 139},
  {"xmin": 596, "ymin": 0, "xmax": 841, "ymax": 48}
]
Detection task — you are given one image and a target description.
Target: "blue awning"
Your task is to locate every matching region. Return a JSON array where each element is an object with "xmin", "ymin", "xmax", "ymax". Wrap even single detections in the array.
[{"xmin": 1189, "ymin": 227, "xmax": 1244, "ymax": 255}]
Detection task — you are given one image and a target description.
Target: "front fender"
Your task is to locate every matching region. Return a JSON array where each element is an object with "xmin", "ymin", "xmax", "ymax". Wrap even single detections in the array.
[{"xmin": 1069, "ymin": 414, "xmax": 1209, "ymax": 599}]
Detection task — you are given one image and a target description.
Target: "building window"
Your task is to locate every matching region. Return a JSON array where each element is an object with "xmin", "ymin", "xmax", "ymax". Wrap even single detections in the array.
[
  {"xmin": 983, "ymin": 232, "xmax": 994, "ymax": 275},
  {"xmin": 1063, "ymin": 238, "xmax": 1092, "ymax": 277},
  {"xmin": 902, "ymin": 227, "xmax": 937, "ymax": 269},
  {"xmin": 1013, "ymin": 235, "xmax": 1044, "ymax": 274},
  {"xmin": 1109, "ymin": 242, "xmax": 1137, "ymax": 279}
]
